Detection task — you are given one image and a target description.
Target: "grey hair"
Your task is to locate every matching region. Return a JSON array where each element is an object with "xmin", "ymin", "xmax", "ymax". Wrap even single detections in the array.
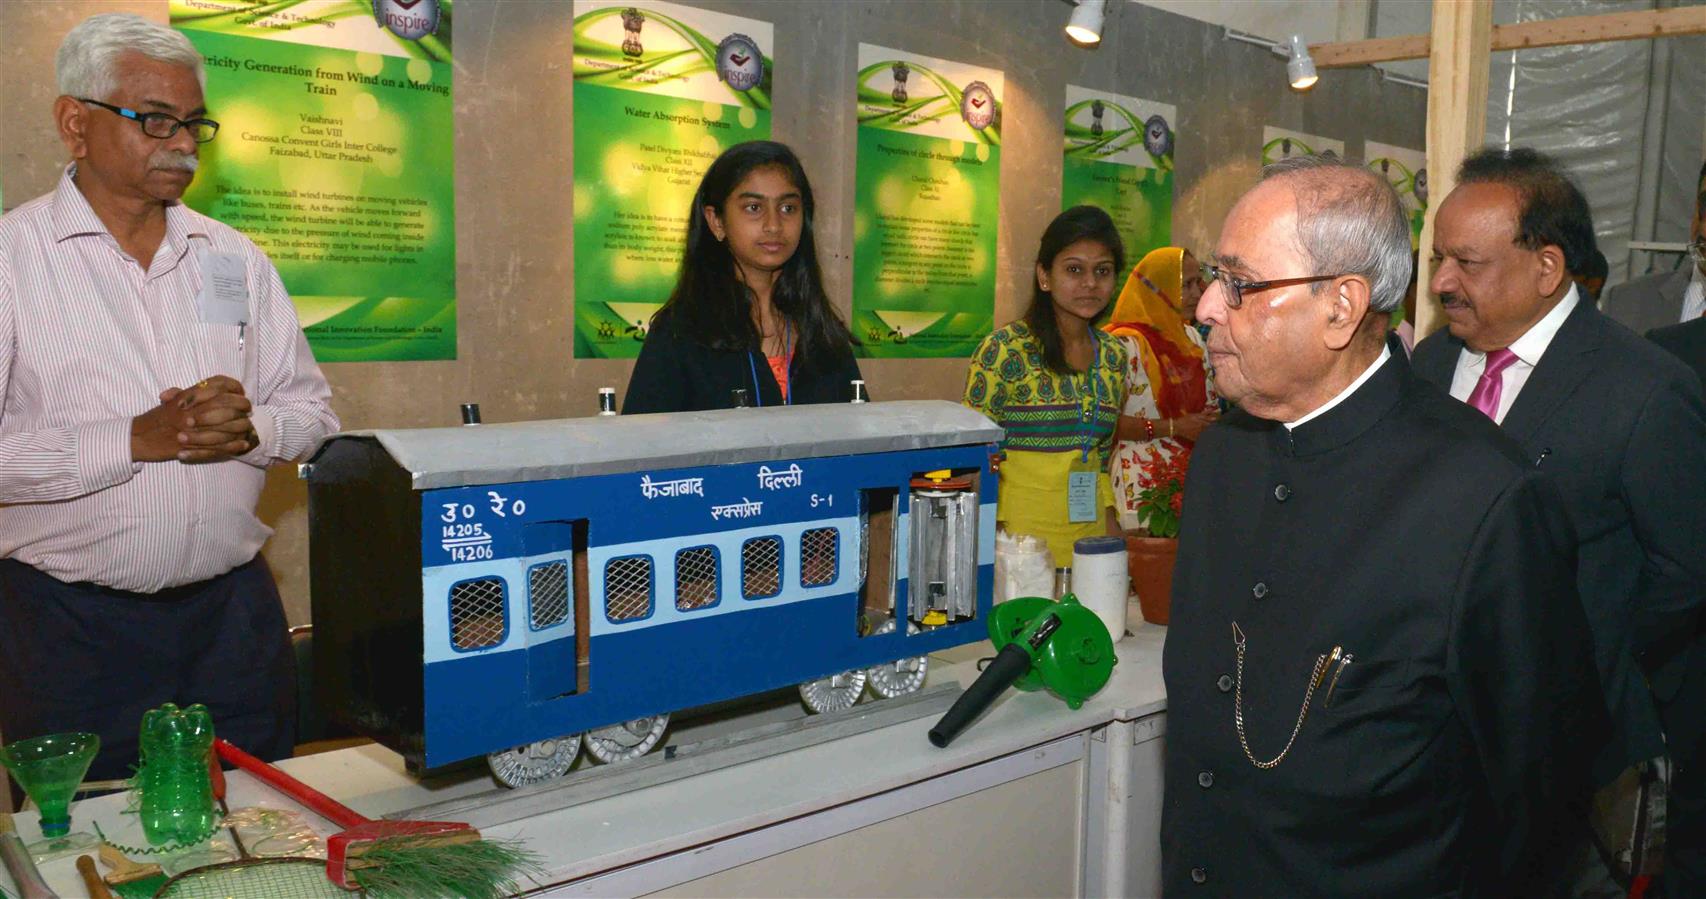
[
  {"xmin": 56, "ymin": 13, "xmax": 205, "ymax": 101},
  {"xmin": 1260, "ymin": 154, "xmax": 1413, "ymax": 313}
]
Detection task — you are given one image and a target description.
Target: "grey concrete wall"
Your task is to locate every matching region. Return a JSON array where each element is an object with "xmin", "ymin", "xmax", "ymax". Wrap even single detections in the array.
[{"xmin": 0, "ymin": 0, "xmax": 1424, "ymax": 625}]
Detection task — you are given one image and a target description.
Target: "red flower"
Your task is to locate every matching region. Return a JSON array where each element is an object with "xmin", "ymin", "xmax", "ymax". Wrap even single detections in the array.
[{"xmin": 1132, "ymin": 445, "xmax": 1195, "ymax": 539}]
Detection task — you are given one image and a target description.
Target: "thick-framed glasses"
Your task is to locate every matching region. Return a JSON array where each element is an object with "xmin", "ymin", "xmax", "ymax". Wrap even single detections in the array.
[
  {"xmin": 1199, "ymin": 262, "xmax": 1344, "ymax": 310},
  {"xmin": 78, "ymin": 98, "xmax": 219, "ymax": 143}
]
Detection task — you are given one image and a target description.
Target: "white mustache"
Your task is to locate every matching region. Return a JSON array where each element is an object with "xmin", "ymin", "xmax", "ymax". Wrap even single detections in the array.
[{"xmin": 151, "ymin": 150, "xmax": 199, "ymax": 173}]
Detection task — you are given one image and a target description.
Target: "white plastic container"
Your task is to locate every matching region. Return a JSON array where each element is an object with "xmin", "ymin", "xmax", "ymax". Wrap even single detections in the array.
[
  {"xmin": 994, "ymin": 530, "xmax": 1054, "ymax": 603},
  {"xmin": 1072, "ymin": 535, "xmax": 1129, "ymax": 641}
]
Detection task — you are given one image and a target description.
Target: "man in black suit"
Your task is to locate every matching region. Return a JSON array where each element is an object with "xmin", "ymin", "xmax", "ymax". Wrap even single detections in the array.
[
  {"xmin": 1646, "ymin": 315, "xmax": 1706, "ymax": 899},
  {"xmin": 1650, "ymin": 317, "xmax": 1706, "ymax": 386},
  {"xmin": 1414, "ymin": 147, "xmax": 1706, "ymax": 897},
  {"xmin": 1601, "ymin": 159, "xmax": 1704, "ymax": 332}
]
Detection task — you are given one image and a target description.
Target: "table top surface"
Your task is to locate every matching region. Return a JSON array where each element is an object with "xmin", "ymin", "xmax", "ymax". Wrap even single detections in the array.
[{"xmin": 3, "ymin": 611, "xmax": 1166, "ymax": 896}]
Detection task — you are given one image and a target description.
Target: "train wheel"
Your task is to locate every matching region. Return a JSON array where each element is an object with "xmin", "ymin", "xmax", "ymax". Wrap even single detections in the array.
[
  {"xmin": 865, "ymin": 619, "xmax": 929, "ymax": 698},
  {"xmin": 584, "ymin": 714, "xmax": 669, "ymax": 764},
  {"xmin": 799, "ymin": 668, "xmax": 869, "ymax": 714},
  {"xmin": 487, "ymin": 734, "xmax": 581, "ymax": 787}
]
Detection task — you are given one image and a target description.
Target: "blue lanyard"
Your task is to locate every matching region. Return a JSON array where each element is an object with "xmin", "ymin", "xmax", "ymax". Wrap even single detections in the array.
[
  {"xmin": 1080, "ymin": 326, "xmax": 1101, "ymax": 462},
  {"xmin": 747, "ymin": 320, "xmax": 792, "ymax": 407}
]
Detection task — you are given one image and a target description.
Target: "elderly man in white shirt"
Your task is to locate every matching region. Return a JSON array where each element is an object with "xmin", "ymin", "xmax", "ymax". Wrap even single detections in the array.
[{"xmin": 0, "ymin": 13, "xmax": 337, "ymax": 790}]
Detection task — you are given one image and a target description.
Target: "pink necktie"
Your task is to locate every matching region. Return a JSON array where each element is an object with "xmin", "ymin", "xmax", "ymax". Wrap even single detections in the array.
[{"xmin": 1468, "ymin": 348, "xmax": 1518, "ymax": 420}]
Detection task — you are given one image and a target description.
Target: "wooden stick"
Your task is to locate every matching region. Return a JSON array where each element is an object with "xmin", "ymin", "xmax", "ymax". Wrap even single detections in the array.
[{"xmin": 77, "ymin": 855, "xmax": 115, "ymax": 899}]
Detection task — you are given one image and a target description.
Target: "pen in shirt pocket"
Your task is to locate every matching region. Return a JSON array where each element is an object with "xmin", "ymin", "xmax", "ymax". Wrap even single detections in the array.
[
  {"xmin": 1324, "ymin": 651, "xmax": 1355, "ymax": 706},
  {"xmin": 1534, "ymin": 448, "xmax": 1552, "ymax": 468}
]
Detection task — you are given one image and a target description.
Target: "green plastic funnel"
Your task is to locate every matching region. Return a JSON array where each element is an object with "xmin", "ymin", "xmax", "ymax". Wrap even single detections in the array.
[{"xmin": 0, "ymin": 732, "xmax": 99, "ymax": 853}]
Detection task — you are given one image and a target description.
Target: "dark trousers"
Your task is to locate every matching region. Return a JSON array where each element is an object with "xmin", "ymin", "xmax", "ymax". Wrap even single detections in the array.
[
  {"xmin": 1663, "ymin": 751, "xmax": 1704, "ymax": 898},
  {"xmin": 0, "ymin": 557, "xmax": 295, "ymax": 806}
]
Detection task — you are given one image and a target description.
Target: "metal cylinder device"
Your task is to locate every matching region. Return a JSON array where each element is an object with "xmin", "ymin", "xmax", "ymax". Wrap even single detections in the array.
[
  {"xmin": 907, "ymin": 472, "xmax": 978, "ymax": 628},
  {"xmin": 597, "ymin": 387, "xmax": 617, "ymax": 416}
]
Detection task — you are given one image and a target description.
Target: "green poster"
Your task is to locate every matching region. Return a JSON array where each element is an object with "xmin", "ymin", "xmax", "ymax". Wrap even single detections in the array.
[
  {"xmin": 572, "ymin": 1, "xmax": 773, "ymax": 359},
  {"xmin": 1366, "ymin": 140, "xmax": 1428, "ymax": 249},
  {"xmin": 1063, "ymin": 86, "xmax": 1174, "ymax": 267},
  {"xmin": 1260, "ymin": 126, "xmax": 1344, "ymax": 166},
  {"xmin": 171, "ymin": 0, "xmax": 456, "ymax": 362},
  {"xmin": 851, "ymin": 45, "xmax": 1002, "ymax": 359}
]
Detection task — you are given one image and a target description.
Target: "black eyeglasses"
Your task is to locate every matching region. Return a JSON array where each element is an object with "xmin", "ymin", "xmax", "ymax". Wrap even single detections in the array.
[
  {"xmin": 1199, "ymin": 262, "xmax": 1344, "ymax": 310},
  {"xmin": 78, "ymin": 98, "xmax": 219, "ymax": 143}
]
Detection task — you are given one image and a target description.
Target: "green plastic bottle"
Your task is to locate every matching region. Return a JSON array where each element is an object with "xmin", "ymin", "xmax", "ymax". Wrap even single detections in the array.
[{"xmin": 138, "ymin": 703, "xmax": 216, "ymax": 846}]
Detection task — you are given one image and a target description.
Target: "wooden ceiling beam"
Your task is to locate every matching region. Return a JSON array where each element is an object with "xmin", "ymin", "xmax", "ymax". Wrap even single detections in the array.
[{"xmin": 1309, "ymin": 5, "xmax": 1706, "ymax": 70}]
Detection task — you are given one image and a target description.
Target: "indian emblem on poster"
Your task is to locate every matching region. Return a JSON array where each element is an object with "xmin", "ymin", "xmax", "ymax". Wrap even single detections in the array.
[
  {"xmin": 716, "ymin": 33, "xmax": 764, "ymax": 92},
  {"xmin": 961, "ymin": 80, "xmax": 996, "ymax": 131},
  {"xmin": 620, "ymin": 7, "xmax": 646, "ymax": 57},
  {"xmin": 1090, "ymin": 99, "xmax": 1105, "ymax": 136},
  {"xmin": 372, "ymin": 0, "xmax": 440, "ymax": 41},
  {"xmin": 890, "ymin": 61, "xmax": 910, "ymax": 105}
]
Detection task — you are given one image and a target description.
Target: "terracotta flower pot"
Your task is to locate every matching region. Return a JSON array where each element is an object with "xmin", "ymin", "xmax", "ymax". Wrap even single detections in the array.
[{"xmin": 1125, "ymin": 535, "xmax": 1179, "ymax": 625}]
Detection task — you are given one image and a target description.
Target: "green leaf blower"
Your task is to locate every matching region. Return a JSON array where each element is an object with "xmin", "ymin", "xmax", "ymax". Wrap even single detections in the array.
[{"xmin": 928, "ymin": 593, "xmax": 1117, "ymax": 748}]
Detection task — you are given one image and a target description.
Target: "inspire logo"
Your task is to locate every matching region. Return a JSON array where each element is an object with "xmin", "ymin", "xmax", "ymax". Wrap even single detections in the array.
[{"xmin": 372, "ymin": 0, "xmax": 440, "ymax": 41}]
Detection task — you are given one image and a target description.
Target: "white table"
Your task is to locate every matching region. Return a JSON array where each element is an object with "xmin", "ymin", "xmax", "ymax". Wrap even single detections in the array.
[{"xmin": 6, "ymin": 612, "xmax": 1168, "ymax": 898}]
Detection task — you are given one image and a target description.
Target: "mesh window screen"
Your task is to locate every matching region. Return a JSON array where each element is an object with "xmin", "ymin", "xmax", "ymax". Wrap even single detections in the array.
[
  {"xmin": 450, "ymin": 577, "xmax": 506, "ymax": 650},
  {"xmin": 675, "ymin": 546, "xmax": 719, "ymax": 610},
  {"xmin": 528, "ymin": 560, "xmax": 570, "ymax": 630},
  {"xmin": 800, "ymin": 527, "xmax": 838, "ymax": 587},
  {"xmin": 742, "ymin": 537, "xmax": 782, "ymax": 599},
  {"xmin": 605, "ymin": 556, "xmax": 653, "ymax": 621}
]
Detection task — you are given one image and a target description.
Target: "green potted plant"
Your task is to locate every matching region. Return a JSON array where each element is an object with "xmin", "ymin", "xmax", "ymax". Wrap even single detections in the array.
[{"xmin": 1126, "ymin": 448, "xmax": 1188, "ymax": 625}]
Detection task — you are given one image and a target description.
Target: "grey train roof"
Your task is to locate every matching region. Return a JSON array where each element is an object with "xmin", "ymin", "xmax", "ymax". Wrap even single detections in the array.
[{"xmin": 309, "ymin": 400, "xmax": 1002, "ymax": 490}]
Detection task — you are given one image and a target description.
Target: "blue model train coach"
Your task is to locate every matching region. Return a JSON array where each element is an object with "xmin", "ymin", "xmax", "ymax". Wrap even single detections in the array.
[{"xmin": 303, "ymin": 400, "xmax": 1000, "ymax": 785}]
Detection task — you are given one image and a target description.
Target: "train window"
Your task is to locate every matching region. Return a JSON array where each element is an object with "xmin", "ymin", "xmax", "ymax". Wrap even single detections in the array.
[
  {"xmin": 604, "ymin": 556, "xmax": 654, "ymax": 622},
  {"xmin": 675, "ymin": 546, "xmax": 720, "ymax": 611},
  {"xmin": 742, "ymin": 536, "xmax": 782, "ymax": 599},
  {"xmin": 449, "ymin": 576, "xmax": 508, "ymax": 651},
  {"xmin": 800, "ymin": 527, "xmax": 838, "ymax": 587},
  {"xmin": 527, "ymin": 560, "xmax": 570, "ymax": 630}
]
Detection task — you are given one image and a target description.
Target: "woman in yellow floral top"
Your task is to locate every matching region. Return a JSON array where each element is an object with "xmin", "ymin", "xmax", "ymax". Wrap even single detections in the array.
[{"xmin": 963, "ymin": 206, "xmax": 1128, "ymax": 566}]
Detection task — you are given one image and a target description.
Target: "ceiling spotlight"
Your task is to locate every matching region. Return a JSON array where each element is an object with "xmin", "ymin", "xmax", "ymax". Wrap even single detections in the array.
[
  {"xmin": 1065, "ymin": 0, "xmax": 1106, "ymax": 47},
  {"xmin": 1283, "ymin": 34, "xmax": 1318, "ymax": 90}
]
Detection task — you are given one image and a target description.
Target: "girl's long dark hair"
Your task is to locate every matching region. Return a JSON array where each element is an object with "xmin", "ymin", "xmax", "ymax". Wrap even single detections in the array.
[
  {"xmin": 1023, "ymin": 205, "xmax": 1124, "ymax": 374},
  {"xmin": 657, "ymin": 140, "xmax": 853, "ymax": 368}
]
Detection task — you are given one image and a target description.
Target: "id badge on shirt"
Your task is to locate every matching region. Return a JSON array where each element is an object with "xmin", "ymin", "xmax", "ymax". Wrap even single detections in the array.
[
  {"xmin": 196, "ymin": 250, "xmax": 250, "ymax": 325},
  {"xmin": 1067, "ymin": 456, "xmax": 1099, "ymax": 523}
]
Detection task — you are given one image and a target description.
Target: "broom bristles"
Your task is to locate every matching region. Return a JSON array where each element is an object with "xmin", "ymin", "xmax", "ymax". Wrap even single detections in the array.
[{"xmin": 346, "ymin": 837, "xmax": 541, "ymax": 899}]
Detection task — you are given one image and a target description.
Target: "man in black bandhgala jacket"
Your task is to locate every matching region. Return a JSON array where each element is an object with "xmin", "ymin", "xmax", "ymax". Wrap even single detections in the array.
[{"xmin": 1161, "ymin": 155, "xmax": 1605, "ymax": 897}]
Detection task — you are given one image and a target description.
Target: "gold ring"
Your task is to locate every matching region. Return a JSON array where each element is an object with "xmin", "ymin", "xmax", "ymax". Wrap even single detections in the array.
[{"xmin": 196, "ymin": 378, "xmax": 210, "ymax": 388}]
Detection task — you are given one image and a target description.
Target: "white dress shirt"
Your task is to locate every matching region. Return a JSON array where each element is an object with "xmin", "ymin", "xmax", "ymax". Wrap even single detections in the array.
[
  {"xmin": 1448, "ymin": 284, "xmax": 1580, "ymax": 423},
  {"xmin": 1286, "ymin": 344, "xmax": 1392, "ymax": 430},
  {"xmin": 1681, "ymin": 264, "xmax": 1705, "ymax": 322},
  {"xmin": 0, "ymin": 167, "xmax": 339, "ymax": 591}
]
